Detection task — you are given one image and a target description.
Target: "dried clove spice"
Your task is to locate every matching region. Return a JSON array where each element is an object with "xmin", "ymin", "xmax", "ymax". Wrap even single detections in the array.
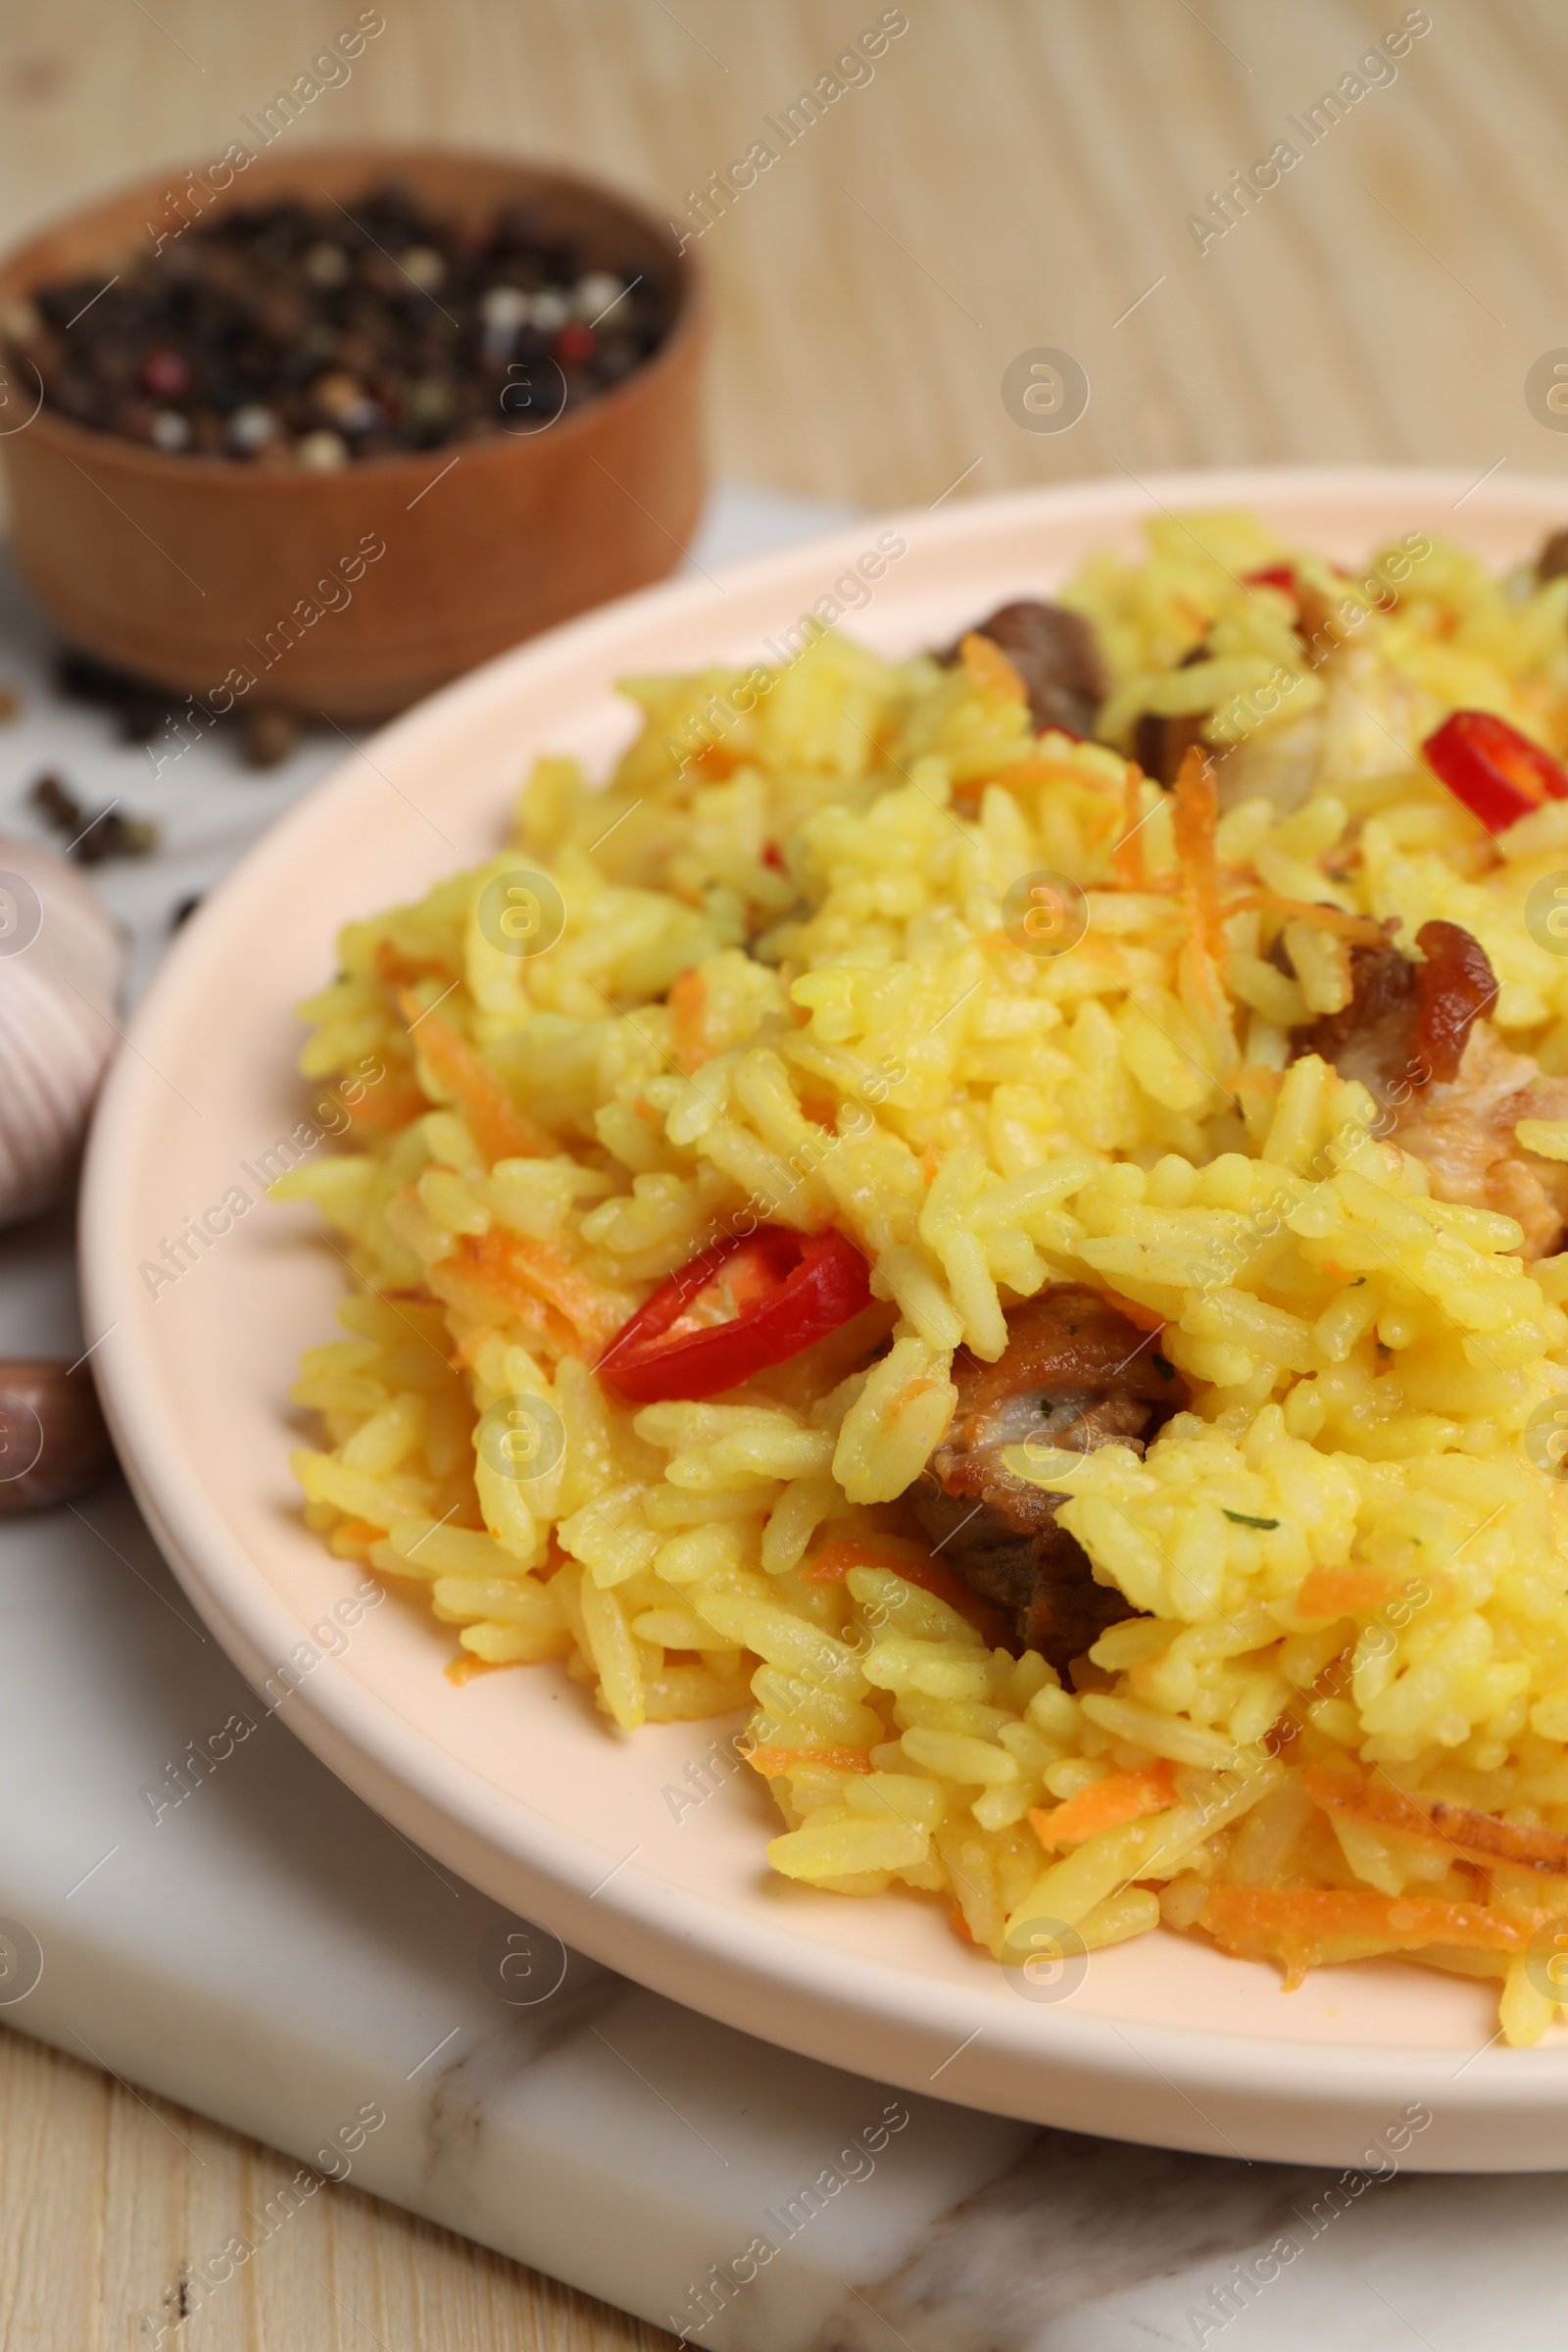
[
  {"xmin": 55, "ymin": 648, "xmax": 167, "ymax": 743},
  {"xmin": 240, "ymin": 704, "xmax": 302, "ymax": 768},
  {"xmin": 28, "ymin": 772, "xmax": 158, "ymax": 863}
]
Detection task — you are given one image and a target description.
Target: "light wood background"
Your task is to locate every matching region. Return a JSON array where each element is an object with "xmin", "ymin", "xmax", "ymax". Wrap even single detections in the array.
[{"xmin": 2, "ymin": 2, "xmax": 1565, "ymax": 2345}]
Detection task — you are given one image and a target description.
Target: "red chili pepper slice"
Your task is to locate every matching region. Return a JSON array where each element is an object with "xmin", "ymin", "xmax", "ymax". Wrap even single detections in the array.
[
  {"xmin": 598, "ymin": 1228, "xmax": 873, "ymax": 1403},
  {"xmin": 1421, "ymin": 710, "xmax": 1568, "ymax": 836},
  {"xmin": 1245, "ymin": 564, "xmax": 1298, "ymax": 598}
]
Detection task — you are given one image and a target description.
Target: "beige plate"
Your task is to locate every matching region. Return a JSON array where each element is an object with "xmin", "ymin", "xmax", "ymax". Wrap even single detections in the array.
[{"xmin": 82, "ymin": 468, "xmax": 1568, "ymax": 2169}]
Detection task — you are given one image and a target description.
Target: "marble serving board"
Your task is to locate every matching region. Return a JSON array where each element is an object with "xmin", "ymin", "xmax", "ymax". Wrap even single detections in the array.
[{"xmin": 4, "ymin": 488, "xmax": 1568, "ymax": 2351}]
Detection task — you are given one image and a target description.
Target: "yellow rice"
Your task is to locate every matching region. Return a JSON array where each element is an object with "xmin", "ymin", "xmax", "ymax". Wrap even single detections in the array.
[{"xmin": 282, "ymin": 509, "xmax": 1568, "ymax": 2044}]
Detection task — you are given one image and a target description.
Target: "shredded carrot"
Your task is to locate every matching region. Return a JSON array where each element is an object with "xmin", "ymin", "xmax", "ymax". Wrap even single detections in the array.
[
  {"xmin": 1103, "ymin": 1291, "xmax": 1167, "ymax": 1336},
  {"xmin": 890, "ymin": 1378, "xmax": 939, "ymax": 1416},
  {"xmin": 1112, "ymin": 760, "xmax": 1149, "ymax": 891},
  {"xmin": 795, "ymin": 1091, "xmax": 841, "ymax": 1133},
  {"xmin": 1303, "ymin": 1763, "xmax": 1568, "ymax": 1879},
  {"xmin": 1201, "ymin": 1885, "xmax": 1542, "ymax": 1984},
  {"xmin": 445, "ymin": 1235, "xmax": 574, "ymax": 1354},
  {"xmin": 673, "ymin": 737, "xmax": 743, "ymax": 782},
  {"xmin": 981, "ymin": 756, "xmax": 1097, "ymax": 794},
  {"xmin": 1295, "ymin": 1566, "xmax": 1401, "ymax": 1620},
  {"xmin": 1222, "ymin": 892, "xmax": 1387, "ymax": 947},
  {"xmin": 375, "ymin": 940, "xmax": 452, "ymax": 990},
  {"xmin": 398, "ymin": 991, "xmax": 552, "ymax": 1161},
  {"xmin": 668, "ymin": 967, "xmax": 709, "ymax": 1073},
  {"xmin": 451, "ymin": 1228, "xmax": 627, "ymax": 1354},
  {"xmin": 746, "ymin": 1745, "xmax": 875, "ymax": 1777},
  {"xmin": 325, "ymin": 1519, "xmax": 382, "ymax": 1558},
  {"xmin": 802, "ymin": 1538, "xmax": 1007, "ymax": 1643},
  {"xmin": 959, "ymin": 630, "xmax": 1029, "ymax": 710},
  {"xmin": 1173, "ymin": 595, "xmax": 1209, "ymax": 640},
  {"xmin": 950, "ymin": 1903, "xmax": 981, "ymax": 1946},
  {"xmin": 444, "ymin": 1654, "xmax": 517, "ymax": 1686},
  {"xmin": 803, "ymin": 1537, "xmax": 936, "ymax": 1582},
  {"xmin": 1222, "ymin": 1064, "xmax": 1285, "ymax": 1107},
  {"xmin": 1031, "ymin": 1761, "xmax": 1175, "ymax": 1850},
  {"xmin": 704, "ymin": 745, "xmax": 747, "ymax": 779},
  {"xmin": 1171, "ymin": 744, "xmax": 1224, "ymax": 963},
  {"xmin": 1311, "ymin": 1647, "xmax": 1353, "ymax": 1699},
  {"xmin": 344, "ymin": 1079, "xmax": 429, "ymax": 1135}
]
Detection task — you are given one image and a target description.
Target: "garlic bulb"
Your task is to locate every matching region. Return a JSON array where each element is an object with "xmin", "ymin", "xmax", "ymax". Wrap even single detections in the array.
[{"xmin": 0, "ymin": 834, "xmax": 125, "ymax": 1228}]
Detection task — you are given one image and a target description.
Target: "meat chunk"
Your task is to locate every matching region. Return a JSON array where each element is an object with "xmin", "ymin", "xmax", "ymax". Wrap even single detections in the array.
[
  {"xmin": 1133, "ymin": 644, "xmax": 1212, "ymax": 786},
  {"xmin": 1134, "ymin": 709, "xmax": 1209, "ymax": 788},
  {"xmin": 910, "ymin": 1286, "xmax": 1185, "ymax": 1667},
  {"xmin": 1293, "ymin": 918, "xmax": 1568, "ymax": 1255},
  {"xmin": 941, "ymin": 600, "xmax": 1107, "ymax": 738},
  {"xmin": 1415, "ymin": 920, "xmax": 1501, "ymax": 1080},
  {"xmin": 1298, "ymin": 919, "xmax": 1495, "ymax": 1097},
  {"xmin": 1393, "ymin": 1024, "xmax": 1568, "ymax": 1258},
  {"xmin": 1298, "ymin": 929, "xmax": 1421, "ymax": 1097}
]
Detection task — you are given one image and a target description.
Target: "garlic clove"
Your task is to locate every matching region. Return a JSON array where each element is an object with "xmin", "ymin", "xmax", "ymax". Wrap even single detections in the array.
[
  {"xmin": 0, "ymin": 835, "xmax": 125, "ymax": 1229},
  {"xmin": 0, "ymin": 1358, "xmax": 116, "ymax": 1513}
]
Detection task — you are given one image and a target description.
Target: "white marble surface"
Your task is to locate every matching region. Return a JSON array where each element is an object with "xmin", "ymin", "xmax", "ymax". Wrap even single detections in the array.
[{"xmin": 4, "ymin": 486, "xmax": 1568, "ymax": 2350}]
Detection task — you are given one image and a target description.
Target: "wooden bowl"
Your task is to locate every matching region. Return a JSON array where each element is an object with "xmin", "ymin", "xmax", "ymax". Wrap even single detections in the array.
[{"xmin": 0, "ymin": 146, "xmax": 708, "ymax": 720}]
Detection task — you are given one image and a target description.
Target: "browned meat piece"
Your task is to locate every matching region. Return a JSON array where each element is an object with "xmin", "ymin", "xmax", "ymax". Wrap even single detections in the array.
[
  {"xmin": 1293, "ymin": 918, "xmax": 1568, "ymax": 1255},
  {"xmin": 1132, "ymin": 643, "xmax": 1210, "ymax": 786},
  {"xmin": 941, "ymin": 600, "xmax": 1107, "ymax": 738},
  {"xmin": 1134, "ymin": 708, "xmax": 1209, "ymax": 788},
  {"xmin": 1392, "ymin": 1026, "xmax": 1568, "ymax": 1258},
  {"xmin": 1298, "ymin": 928, "xmax": 1421, "ymax": 1097},
  {"xmin": 910, "ymin": 1286, "xmax": 1185, "ymax": 1667},
  {"xmin": 1297, "ymin": 918, "xmax": 1495, "ymax": 1096},
  {"xmin": 1539, "ymin": 529, "xmax": 1568, "ymax": 584},
  {"xmin": 1414, "ymin": 920, "xmax": 1500, "ymax": 1080}
]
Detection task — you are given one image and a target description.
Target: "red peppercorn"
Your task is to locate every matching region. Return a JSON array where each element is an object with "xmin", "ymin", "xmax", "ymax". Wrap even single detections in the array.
[
  {"xmin": 139, "ymin": 348, "xmax": 193, "ymax": 401},
  {"xmin": 553, "ymin": 322, "xmax": 598, "ymax": 365}
]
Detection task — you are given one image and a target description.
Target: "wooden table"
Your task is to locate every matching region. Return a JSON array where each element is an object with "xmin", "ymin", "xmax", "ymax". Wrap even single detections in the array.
[{"xmin": 0, "ymin": 1, "xmax": 1560, "ymax": 2342}]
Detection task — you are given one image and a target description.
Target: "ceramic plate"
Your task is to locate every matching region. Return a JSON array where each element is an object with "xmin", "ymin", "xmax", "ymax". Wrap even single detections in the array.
[{"xmin": 82, "ymin": 467, "xmax": 1568, "ymax": 2170}]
